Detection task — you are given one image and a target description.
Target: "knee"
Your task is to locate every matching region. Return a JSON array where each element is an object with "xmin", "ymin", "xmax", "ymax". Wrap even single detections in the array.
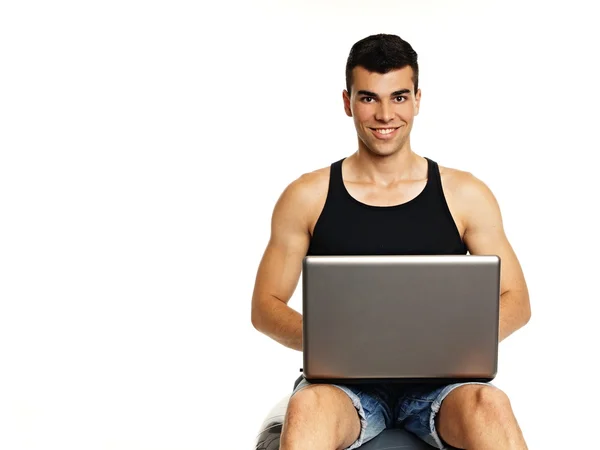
[
  {"xmin": 470, "ymin": 386, "xmax": 513, "ymax": 422},
  {"xmin": 283, "ymin": 385, "xmax": 360, "ymax": 450},
  {"xmin": 287, "ymin": 385, "xmax": 332, "ymax": 418}
]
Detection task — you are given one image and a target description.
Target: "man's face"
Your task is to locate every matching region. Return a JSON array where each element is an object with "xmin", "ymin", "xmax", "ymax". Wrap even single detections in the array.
[{"xmin": 343, "ymin": 66, "xmax": 421, "ymax": 157}]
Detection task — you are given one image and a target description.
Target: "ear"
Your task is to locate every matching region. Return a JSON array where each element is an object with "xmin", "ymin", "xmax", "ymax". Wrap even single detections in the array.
[
  {"xmin": 414, "ymin": 88, "xmax": 421, "ymax": 116},
  {"xmin": 343, "ymin": 90, "xmax": 352, "ymax": 117}
]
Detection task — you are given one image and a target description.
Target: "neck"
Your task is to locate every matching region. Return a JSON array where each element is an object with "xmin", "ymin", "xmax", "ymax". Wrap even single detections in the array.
[{"xmin": 349, "ymin": 144, "xmax": 422, "ymax": 184}]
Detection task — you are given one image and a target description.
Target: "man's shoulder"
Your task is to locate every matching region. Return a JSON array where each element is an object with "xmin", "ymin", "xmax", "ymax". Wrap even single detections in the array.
[
  {"xmin": 438, "ymin": 163, "xmax": 497, "ymax": 209},
  {"xmin": 439, "ymin": 163, "xmax": 486, "ymax": 192},
  {"xmin": 286, "ymin": 165, "xmax": 331, "ymax": 198},
  {"xmin": 277, "ymin": 164, "xmax": 331, "ymax": 211},
  {"xmin": 439, "ymin": 163, "xmax": 470, "ymax": 181}
]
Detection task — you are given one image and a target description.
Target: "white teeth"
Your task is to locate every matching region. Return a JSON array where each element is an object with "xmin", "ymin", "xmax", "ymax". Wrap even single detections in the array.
[{"xmin": 375, "ymin": 128, "xmax": 395, "ymax": 134}]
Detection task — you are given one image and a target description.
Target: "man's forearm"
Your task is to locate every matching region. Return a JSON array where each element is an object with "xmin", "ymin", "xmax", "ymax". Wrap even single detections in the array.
[
  {"xmin": 252, "ymin": 297, "xmax": 303, "ymax": 352},
  {"xmin": 498, "ymin": 289, "xmax": 531, "ymax": 342}
]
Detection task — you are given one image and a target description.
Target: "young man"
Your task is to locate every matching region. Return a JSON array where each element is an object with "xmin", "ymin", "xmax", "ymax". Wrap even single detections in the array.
[{"xmin": 251, "ymin": 34, "xmax": 531, "ymax": 450}]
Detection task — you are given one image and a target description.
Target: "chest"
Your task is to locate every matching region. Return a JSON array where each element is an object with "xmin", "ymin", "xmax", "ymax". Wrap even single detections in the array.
[{"xmin": 308, "ymin": 205, "xmax": 466, "ymax": 256}]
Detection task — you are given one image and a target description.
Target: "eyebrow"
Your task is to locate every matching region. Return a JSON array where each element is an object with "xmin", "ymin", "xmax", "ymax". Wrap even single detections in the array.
[{"xmin": 357, "ymin": 89, "xmax": 411, "ymax": 98}]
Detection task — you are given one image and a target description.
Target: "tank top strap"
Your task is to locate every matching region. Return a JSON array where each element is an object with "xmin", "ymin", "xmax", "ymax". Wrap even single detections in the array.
[
  {"xmin": 424, "ymin": 156, "xmax": 443, "ymax": 195},
  {"xmin": 327, "ymin": 158, "xmax": 347, "ymax": 198}
]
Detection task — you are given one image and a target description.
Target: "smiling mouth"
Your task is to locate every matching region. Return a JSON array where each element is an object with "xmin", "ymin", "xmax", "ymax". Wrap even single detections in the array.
[
  {"xmin": 370, "ymin": 127, "xmax": 398, "ymax": 135},
  {"xmin": 369, "ymin": 126, "xmax": 401, "ymax": 138}
]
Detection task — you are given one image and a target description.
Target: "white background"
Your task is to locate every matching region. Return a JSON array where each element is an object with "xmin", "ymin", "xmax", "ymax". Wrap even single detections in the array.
[{"xmin": 1, "ymin": 0, "xmax": 599, "ymax": 449}]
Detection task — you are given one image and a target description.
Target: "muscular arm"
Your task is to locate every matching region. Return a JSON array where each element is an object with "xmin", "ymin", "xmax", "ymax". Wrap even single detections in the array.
[
  {"xmin": 460, "ymin": 174, "xmax": 531, "ymax": 342},
  {"xmin": 250, "ymin": 176, "xmax": 314, "ymax": 352}
]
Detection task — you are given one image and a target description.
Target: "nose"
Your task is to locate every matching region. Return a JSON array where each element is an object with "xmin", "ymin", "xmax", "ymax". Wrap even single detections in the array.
[{"xmin": 375, "ymin": 100, "xmax": 393, "ymax": 123}]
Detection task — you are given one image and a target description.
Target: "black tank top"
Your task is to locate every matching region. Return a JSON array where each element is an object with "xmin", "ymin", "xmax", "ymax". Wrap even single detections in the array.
[{"xmin": 306, "ymin": 157, "xmax": 467, "ymax": 256}]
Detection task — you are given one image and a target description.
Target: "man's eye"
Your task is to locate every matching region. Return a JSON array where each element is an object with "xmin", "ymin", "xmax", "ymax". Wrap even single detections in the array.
[
  {"xmin": 396, "ymin": 96, "xmax": 407, "ymax": 102},
  {"xmin": 361, "ymin": 97, "xmax": 374, "ymax": 103}
]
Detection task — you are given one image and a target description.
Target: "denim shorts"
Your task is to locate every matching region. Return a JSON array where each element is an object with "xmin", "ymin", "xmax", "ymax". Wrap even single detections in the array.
[{"xmin": 292, "ymin": 377, "xmax": 491, "ymax": 449}]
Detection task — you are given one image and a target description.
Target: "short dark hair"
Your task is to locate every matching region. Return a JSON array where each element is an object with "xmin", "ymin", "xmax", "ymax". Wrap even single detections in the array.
[{"xmin": 345, "ymin": 34, "xmax": 419, "ymax": 95}]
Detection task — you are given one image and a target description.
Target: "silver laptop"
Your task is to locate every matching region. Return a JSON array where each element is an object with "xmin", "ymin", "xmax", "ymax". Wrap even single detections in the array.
[{"xmin": 302, "ymin": 255, "xmax": 500, "ymax": 383}]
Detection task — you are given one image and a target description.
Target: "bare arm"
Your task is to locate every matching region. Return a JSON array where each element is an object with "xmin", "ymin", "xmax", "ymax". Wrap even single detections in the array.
[
  {"xmin": 250, "ymin": 176, "xmax": 315, "ymax": 351},
  {"xmin": 460, "ymin": 174, "xmax": 531, "ymax": 342}
]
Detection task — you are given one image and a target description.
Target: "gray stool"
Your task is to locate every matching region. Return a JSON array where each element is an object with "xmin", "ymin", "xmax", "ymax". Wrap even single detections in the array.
[{"xmin": 255, "ymin": 393, "xmax": 432, "ymax": 449}]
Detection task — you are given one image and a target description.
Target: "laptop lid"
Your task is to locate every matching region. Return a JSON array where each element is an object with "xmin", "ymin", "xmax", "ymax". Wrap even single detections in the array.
[{"xmin": 302, "ymin": 255, "xmax": 500, "ymax": 383}]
